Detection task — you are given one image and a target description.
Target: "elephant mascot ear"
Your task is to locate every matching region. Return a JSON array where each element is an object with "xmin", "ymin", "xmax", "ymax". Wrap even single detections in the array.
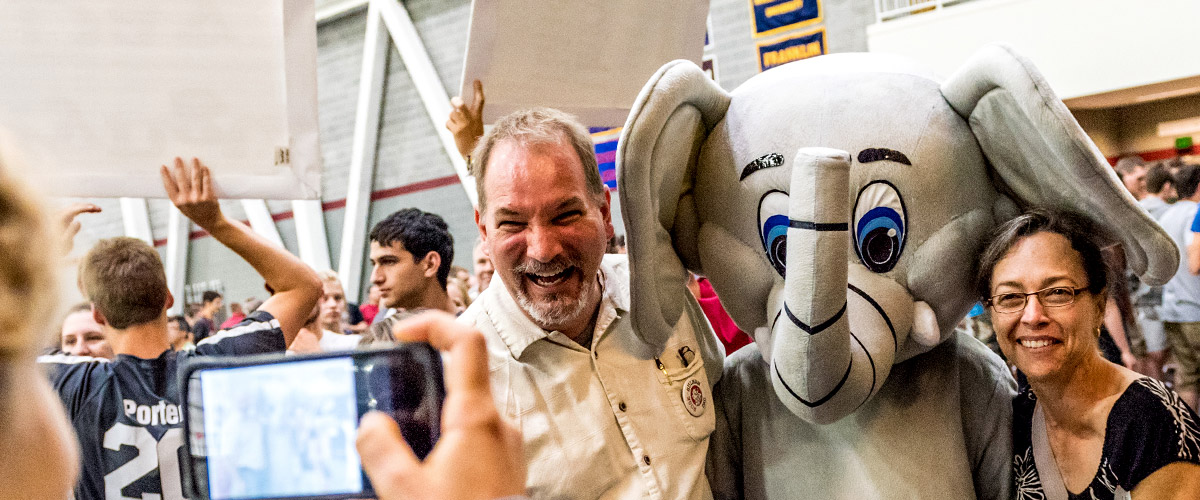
[
  {"xmin": 617, "ymin": 60, "xmax": 731, "ymax": 349},
  {"xmin": 941, "ymin": 43, "xmax": 1178, "ymax": 285}
]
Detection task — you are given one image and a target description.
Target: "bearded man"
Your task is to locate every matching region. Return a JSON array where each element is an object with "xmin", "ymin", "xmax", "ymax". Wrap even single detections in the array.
[{"xmin": 459, "ymin": 107, "xmax": 724, "ymax": 500}]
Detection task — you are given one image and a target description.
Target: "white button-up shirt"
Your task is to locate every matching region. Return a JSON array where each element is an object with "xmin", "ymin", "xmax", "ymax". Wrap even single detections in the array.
[{"xmin": 460, "ymin": 255, "xmax": 724, "ymax": 499}]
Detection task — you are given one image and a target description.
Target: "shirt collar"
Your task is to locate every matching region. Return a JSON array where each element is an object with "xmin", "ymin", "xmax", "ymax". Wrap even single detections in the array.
[{"xmin": 484, "ymin": 255, "xmax": 628, "ymax": 359}]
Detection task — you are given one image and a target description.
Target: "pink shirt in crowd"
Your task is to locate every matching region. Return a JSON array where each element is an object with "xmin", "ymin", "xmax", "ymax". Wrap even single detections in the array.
[{"xmin": 696, "ymin": 278, "xmax": 752, "ymax": 354}]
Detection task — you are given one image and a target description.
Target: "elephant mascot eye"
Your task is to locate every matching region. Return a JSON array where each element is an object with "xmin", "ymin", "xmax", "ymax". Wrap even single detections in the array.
[
  {"xmin": 758, "ymin": 190, "xmax": 790, "ymax": 277},
  {"xmin": 853, "ymin": 181, "xmax": 907, "ymax": 273}
]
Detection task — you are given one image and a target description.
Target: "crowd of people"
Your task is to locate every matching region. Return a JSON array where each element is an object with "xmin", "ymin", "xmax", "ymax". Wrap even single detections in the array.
[
  {"xmin": 1105, "ymin": 156, "xmax": 1200, "ymax": 412},
  {"xmin": 1, "ymin": 73, "xmax": 1198, "ymax": 500},
  {"xmin": 46, "ymin": 208, "xmax": 503, "ymax": 362}
]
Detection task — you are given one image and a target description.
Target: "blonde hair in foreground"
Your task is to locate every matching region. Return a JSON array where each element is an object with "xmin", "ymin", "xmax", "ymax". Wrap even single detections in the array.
[{"xmin": 0, "ymin": 158, "xmax": 59, "ymax": 360}]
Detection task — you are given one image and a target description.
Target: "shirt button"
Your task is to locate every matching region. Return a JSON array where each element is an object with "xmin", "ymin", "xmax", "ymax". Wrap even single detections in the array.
[
  {"xmin": 618, "ymin": 402, "xmax": 627, "ymax": 412},
  {"xmin": 643, "ymin": 455, "xmax": 651, "ymax": 465}
]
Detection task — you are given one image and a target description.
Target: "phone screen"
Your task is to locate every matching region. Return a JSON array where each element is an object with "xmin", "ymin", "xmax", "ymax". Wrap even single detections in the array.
[{"xmin": 185, "ymin": 346, "xmax": 444, "ymax": 500}]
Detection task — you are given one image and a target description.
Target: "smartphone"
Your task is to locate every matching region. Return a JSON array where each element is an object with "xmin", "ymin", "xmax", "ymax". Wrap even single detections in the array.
[{"xmin": 181, "ymin": 344, "xmax": 445, "ymax": 500}]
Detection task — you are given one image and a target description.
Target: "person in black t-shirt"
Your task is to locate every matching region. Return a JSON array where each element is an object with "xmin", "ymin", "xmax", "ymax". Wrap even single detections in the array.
[
  {"xmin": 39, "ymin": 158, "xmax": 321, "ymax": 500},
  {"xmin": 191, "ymin": 290, "xmax": 222, "ymax": 343}
]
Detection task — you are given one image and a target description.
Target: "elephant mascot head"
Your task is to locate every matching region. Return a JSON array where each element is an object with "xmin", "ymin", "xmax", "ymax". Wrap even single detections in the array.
[{"xmin": 617, "ymin": 43, "xmax": 1178, "ymax": 424}]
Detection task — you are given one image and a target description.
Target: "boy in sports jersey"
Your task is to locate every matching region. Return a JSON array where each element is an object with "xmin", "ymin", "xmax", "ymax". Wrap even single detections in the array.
[{"xmin": 39, "ymin": 158, "xmax": 321, "ymax": 500}]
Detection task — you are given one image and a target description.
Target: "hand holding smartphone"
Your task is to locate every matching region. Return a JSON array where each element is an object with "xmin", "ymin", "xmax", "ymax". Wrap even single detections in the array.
[
  {"xmin": 182, "ymin": 343, "xmax": 445, "ymax": 500},
  {"xmin": 356, "ymin": 313, "xmax": 527, "ymax": 500}
]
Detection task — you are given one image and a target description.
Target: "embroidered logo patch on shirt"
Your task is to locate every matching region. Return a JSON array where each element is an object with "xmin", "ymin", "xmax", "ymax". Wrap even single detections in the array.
[{"xmin": 682, "ymin": 378, "xmax": 706, "ymax": 417}]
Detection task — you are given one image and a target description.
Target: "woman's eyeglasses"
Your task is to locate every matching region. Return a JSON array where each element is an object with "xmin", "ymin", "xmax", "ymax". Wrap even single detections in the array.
[{"xmin": 985, "ymin": 286, "xmax": 1089, "ymax": 314}]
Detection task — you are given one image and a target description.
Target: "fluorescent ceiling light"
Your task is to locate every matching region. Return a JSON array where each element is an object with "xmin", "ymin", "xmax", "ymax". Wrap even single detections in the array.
[
  {"xmin": 1158, "ymin": 116, "xmax": 1200, "ymax": 137},
  {"xmin": 1136, "ymin": 86, "xmax": 1200, "ymax": 103}
]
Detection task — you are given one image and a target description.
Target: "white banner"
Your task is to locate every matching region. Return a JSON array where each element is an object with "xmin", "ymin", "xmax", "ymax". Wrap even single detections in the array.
[
  {"xmin": 460, "ymin": 0, "xmax": 709, "ymax": 127},
  {"xmin": 0, "ymin": 0, "xmax": 321, "ymax": 199}
]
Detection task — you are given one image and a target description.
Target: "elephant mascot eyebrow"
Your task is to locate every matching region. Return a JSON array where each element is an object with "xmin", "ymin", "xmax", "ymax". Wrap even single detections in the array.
[{"xmin": 617, "ymin": 43, "xmax": 1178, "ymax": 499}]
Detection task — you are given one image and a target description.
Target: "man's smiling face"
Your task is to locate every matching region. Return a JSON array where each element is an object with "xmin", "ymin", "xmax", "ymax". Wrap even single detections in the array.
[{"xmin": 477, "ymin": 137, "xmax": 613, "ymax": 334}]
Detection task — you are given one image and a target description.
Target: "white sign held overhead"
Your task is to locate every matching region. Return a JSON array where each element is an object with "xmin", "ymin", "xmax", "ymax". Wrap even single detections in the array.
[
  {"xmin": 460, "ymin": 0, "xmax": 709, "ymax": 127},
  {"xmin": 0, "ymin": 0, "xmax": 322, "ymax": 200}
]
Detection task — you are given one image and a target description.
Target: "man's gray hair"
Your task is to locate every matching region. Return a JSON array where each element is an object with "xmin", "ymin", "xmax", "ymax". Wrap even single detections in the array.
[{"xmin": 471, "ymin": 108, "xmax": 602, "ymax": 209}]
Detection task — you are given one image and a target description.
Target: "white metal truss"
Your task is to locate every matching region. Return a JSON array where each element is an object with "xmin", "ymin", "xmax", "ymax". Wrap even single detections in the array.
[
  {"xmin": 118, "ymin": 197, "xmax": 153, "ymax": 245},
  {"xmin": 164, "ymin": 207, "xmax": 190, "ymax": 316},
  {"xmin": 317, "ymin": 0, "xmax": 368, "ymax": 24},
  {"xmin": 292, "ymin": 199, "xmax": 332, "ymax": 271},
  {"xmin": 337, "ymin": 1, "xmax": 390, "ymax": 295},
  {"xmin": 374, "ymin": 0, "xmax": 476, "ymax": 206},
  {"xmin": 240, "ymin": 199, "xmax": 285, "ymax": 248}
]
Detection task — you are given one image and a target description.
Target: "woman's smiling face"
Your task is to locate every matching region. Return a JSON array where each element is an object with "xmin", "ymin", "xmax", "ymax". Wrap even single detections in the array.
[{"xmin": 988, "ymin": 231, "xmax": 1106, "ymax": 383}]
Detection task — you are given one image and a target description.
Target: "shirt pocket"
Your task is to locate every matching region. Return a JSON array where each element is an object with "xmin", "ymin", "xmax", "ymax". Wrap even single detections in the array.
[{"xmin": 653, "ymin": 339, "xmax": 716, "ymax": 442}]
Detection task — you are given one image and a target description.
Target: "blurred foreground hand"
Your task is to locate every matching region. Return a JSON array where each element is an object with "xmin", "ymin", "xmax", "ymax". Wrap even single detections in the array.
[{"xmin": 357, "ymin": 312, "xmax": 526, "ymax": 500}]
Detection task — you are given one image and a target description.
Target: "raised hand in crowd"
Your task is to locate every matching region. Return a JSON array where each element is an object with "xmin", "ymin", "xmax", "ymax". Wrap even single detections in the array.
[
  {"xmin": 357, "ymin": 312, "xmax": 526, "ymax": 500},
  {"xmin": 161, "ymin": 157, "xmax": 222, "ymax": 228},
  {"xmin": 446, "ymin": 79, "xmax": 486, "ymax": 160},
  {"xmin": 160, "ymin": 157, "xmax": 320, "ymax": 344},
  {"xmin": 59, "ymin": 202, "xmax": 100, "ymax": 254}
]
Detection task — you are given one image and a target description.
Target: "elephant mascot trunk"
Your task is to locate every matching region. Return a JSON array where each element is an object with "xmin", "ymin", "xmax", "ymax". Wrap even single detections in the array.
[{"xmin": 770, "ymin": 149, "xmax": 925, "ymax": 422}]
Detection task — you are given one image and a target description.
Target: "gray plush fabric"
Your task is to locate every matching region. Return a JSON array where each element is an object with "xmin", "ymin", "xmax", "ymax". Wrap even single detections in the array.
[
  {"xmin": 708, "ymin": 333, "xmax": 1016, "ymax": 500},
  {"xmin": 618, "ymin": 42, "xmax": 1177, "ymax": 424}
]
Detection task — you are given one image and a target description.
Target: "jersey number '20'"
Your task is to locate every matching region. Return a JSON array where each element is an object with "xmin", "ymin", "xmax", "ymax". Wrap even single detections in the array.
[{"xmin": 104, "ymin": 424, "xmax": 184, "ymax": 500}]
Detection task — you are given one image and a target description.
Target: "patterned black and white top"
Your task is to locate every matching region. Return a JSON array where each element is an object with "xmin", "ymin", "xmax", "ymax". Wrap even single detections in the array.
[{"xmin": 1013, "ymin": 377, "xmax": 1200, "ymax": 500}]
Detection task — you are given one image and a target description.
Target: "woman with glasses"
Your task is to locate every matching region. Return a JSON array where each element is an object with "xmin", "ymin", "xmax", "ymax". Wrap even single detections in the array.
[{"xmin": 977, "ymin": 209, "xmax": 1200, "ymax": 499}]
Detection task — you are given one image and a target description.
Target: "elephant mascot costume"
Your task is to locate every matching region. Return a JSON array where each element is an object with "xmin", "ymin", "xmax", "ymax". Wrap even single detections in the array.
[{"xmin": 617, "ymin": 43, "xmax": 1178, "ymax": 499}]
